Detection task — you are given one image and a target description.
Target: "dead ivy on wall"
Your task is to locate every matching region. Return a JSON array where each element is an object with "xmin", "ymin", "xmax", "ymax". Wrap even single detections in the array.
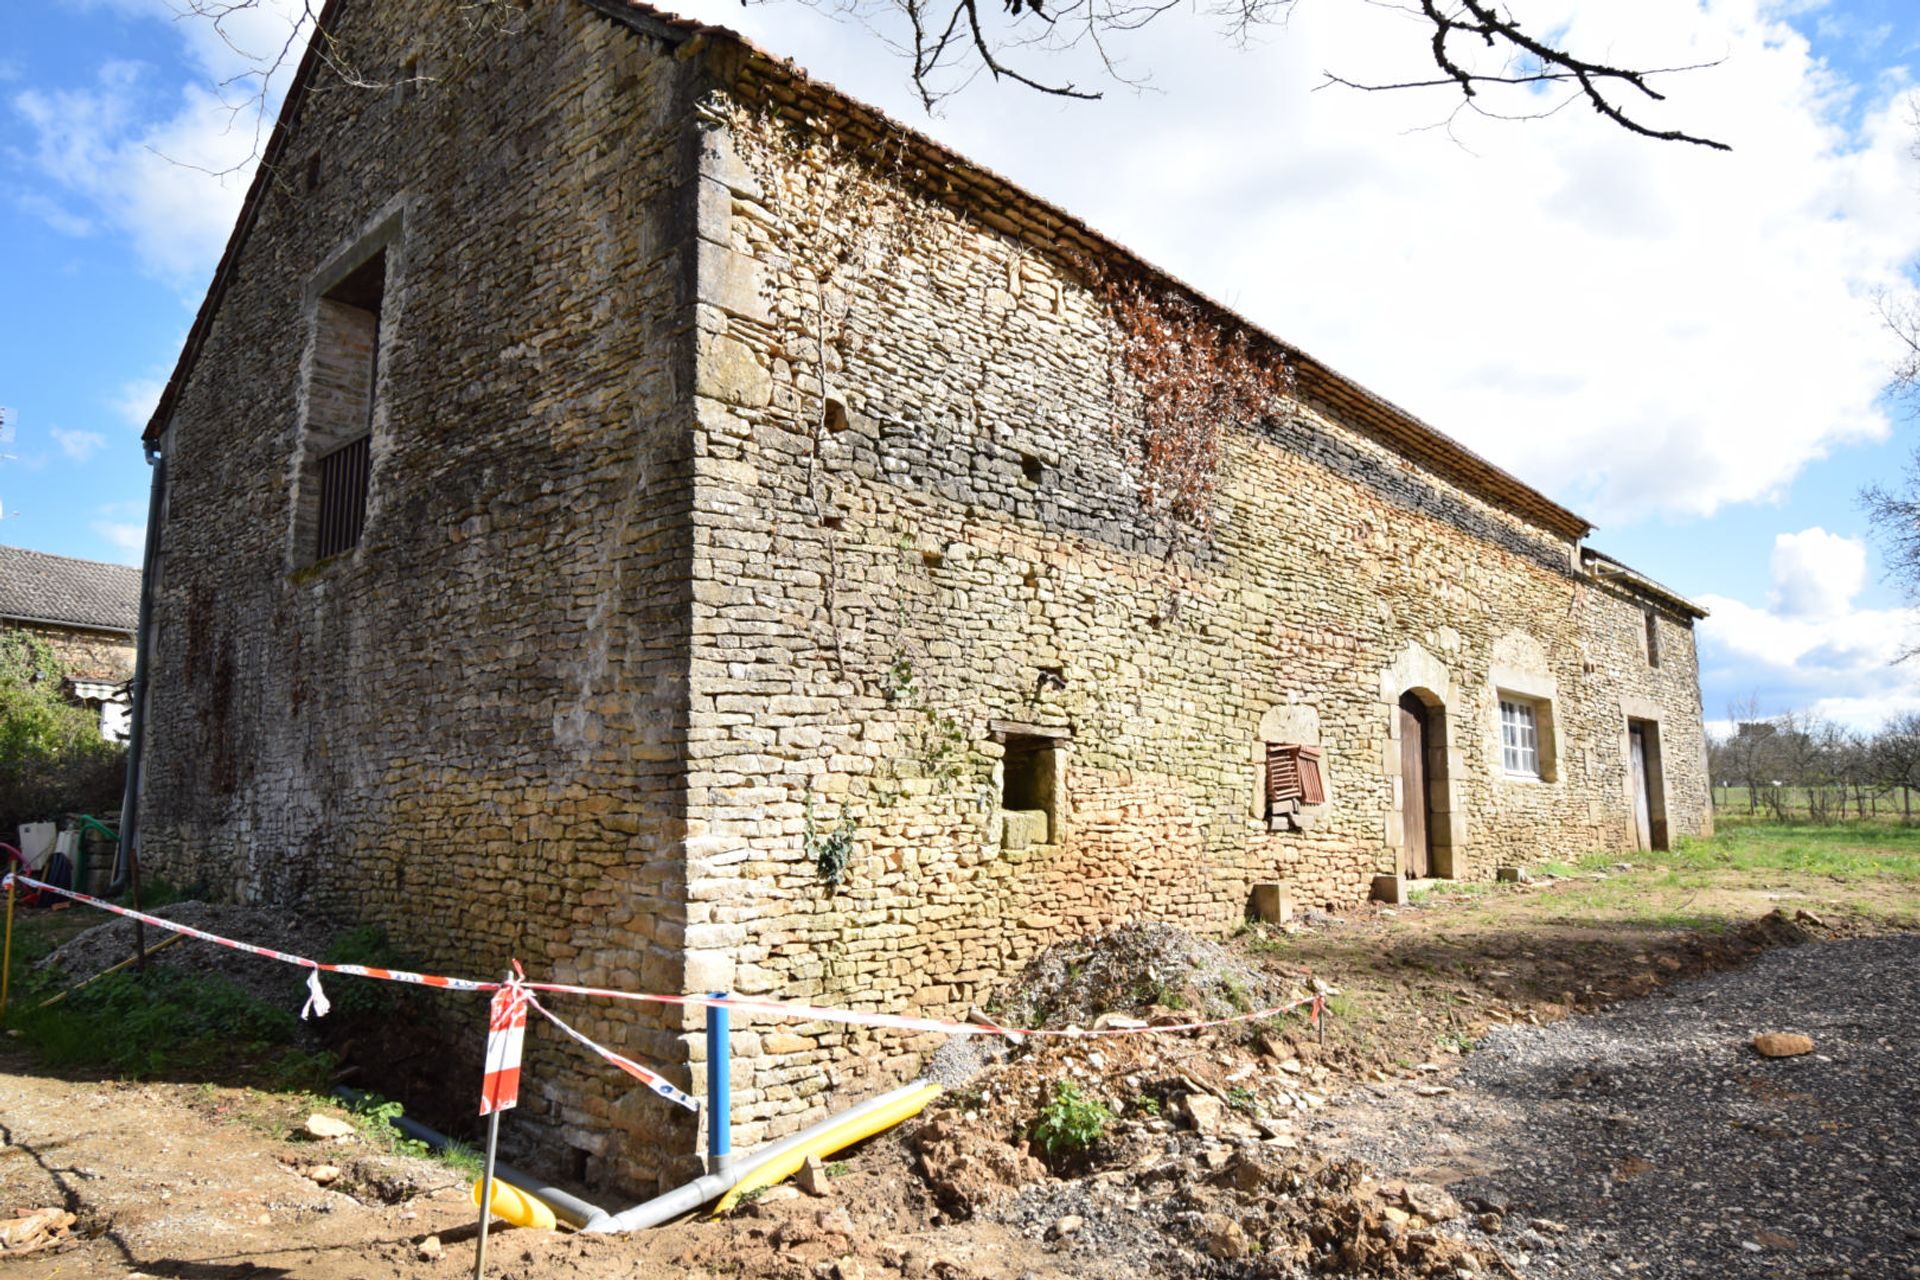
[{"xmin": 1080, "ymin": 262, "xmax": 1296, "ymax": 537}]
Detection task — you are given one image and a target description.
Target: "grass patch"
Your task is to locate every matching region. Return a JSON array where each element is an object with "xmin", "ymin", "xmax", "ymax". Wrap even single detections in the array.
[
  {"xmin": 345, "ymin": 1091, "xmax": 485, "ymax": 1175},
  {"xmin": 10, "ymin": 967, "xmax": 328, "ymax": 1084},
  {"xmin": 1660, "ymin": 824, "xmax": 1920, "ymax": 881}
]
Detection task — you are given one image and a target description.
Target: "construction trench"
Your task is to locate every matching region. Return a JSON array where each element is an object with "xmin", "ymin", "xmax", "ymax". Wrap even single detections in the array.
[{"xmin": 6, "ymin": 863, "xmax": 1908, "ymax": 1279}]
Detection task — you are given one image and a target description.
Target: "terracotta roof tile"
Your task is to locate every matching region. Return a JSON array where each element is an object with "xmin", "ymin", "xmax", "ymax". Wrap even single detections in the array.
[{"xmin": 0, "ymin": 545, "xmax": 141, "ymax": 633}]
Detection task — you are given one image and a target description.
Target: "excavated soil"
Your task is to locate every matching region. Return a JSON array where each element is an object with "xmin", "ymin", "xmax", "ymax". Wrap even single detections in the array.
[{"xmin": 0, "ymin": 866, "xmax": 1909, "ymax": 1278}]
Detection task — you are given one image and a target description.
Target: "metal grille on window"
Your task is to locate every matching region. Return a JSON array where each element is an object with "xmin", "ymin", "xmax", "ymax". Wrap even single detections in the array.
[
  {"xmin": 1500, "ymin": 700, "xmax": 1539, "ymax": 777},
  {"xmin": 1266, "ymin": 742, "xmax": 1325, "ymax": 815},
  {"xmin": 315, "ymin": 434, "xmax": 371, "ymax": 560}
]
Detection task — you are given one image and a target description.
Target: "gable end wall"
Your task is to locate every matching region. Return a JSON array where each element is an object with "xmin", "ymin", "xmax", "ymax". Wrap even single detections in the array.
[{"xmin": 139, "ymin": 0, "xmax": 708, "ymax": 1195}]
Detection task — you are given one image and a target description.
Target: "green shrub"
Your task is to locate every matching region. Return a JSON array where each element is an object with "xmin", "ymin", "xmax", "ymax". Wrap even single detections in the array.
[
  {"xmin": 322, "ymin": 925, "xmax": 423, "ymax": 1017},
  {"xmin": 0, "ymin": 631, "xmax": 125, "ymax": 834},
  {"xmin": 1030, "ymin": 1082, "xmax": 1112, "ymax": 1157}
]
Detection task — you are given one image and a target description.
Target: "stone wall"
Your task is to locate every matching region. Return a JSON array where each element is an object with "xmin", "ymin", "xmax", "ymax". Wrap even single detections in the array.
[
  {"xmin": 9, "ymin": 622, "xmax": 135, "ymax": 683},
  {"xmin": 675, "ymin": 90, "xmax": 1713, "ymax": 1148},
  {"xmin": 140, "ymin": 1, "xmax": 705, "ymax": 1194}
]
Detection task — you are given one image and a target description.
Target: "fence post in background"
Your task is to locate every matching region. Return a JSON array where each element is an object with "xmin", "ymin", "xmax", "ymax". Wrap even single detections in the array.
[
  {"xmin": 708, "ymin": 992, "xmax": 732, "ymax": 1173},
  {"xmin": 2, "ymin": 873, "xmax": 15, "ymax": 1020}
]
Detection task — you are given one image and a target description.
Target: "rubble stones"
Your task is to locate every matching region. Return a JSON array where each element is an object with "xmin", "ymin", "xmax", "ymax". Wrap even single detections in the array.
[
  {"xmin": 1192, "ymin": 1212, "xmax": 1252, "ymax": 1260},
  {"xmin": 302, "ymin": 1114, "xmax": 356, "ymax": 1141},
  {"xmin": 797, "ymin": 1154, "xmax": 833, "ymax": 1196},
  {"xmin": 1752, "ymin": 1032, "xmax": 1814, "ymax": 1058}
]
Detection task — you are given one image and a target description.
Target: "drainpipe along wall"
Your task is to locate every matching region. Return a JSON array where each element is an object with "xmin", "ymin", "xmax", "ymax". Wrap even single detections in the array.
[{"xmin": 110, "ymin": 445, "xmax": 166, "ymax": 897}]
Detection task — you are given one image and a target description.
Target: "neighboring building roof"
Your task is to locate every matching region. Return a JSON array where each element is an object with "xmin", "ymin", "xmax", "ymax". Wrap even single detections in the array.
[
  {"xmin": 146, "ymin": 0, "xmax": 1595, "ymax": 545},
  {"xmin": 0, "ymin": 545, "xmax": 141, "ymax": 633},
  {"xmin": 1581, "ymin": 547, "xmax": 1707, "ymax": 620}
]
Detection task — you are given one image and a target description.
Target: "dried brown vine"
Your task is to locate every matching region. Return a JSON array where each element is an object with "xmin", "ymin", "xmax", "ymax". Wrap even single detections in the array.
[{"xmin": 1084, "ymin": 264, "xmax": 1296, "ymax": 534}]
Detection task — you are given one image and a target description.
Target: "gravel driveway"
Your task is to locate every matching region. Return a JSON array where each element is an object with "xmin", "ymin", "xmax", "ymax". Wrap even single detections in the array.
[{"xmin": 1318, "ymin": 934, "xmax": 1920, "ymax": 1279}]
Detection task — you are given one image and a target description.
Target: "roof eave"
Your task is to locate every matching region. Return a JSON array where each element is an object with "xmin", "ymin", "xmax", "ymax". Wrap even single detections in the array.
[{"xmin": 1581, "ymin": 548, "xmax": 1707, "ymax": 620}]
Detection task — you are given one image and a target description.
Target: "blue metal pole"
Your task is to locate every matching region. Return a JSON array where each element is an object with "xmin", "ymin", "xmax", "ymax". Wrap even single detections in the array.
[{"xmin": 707, "ymin": 992, "xmax": 732, "ymax": 1172}]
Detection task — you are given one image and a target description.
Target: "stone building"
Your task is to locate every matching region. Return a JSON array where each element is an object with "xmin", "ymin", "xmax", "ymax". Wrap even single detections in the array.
[
  {"xmin": 136, "ymin": 0, "xmax": 1711, "ymax": 1192},
  {"xmin": 0, "ymin": 545, "xmax": 139, "ymax": 740}
]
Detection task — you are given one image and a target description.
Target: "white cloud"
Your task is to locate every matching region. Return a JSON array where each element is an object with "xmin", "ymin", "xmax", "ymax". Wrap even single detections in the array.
[
  {"xmin": 664, "ymin": 0, "xmax": 1920, "ymax": 525},
  {"xmin": 13, "ymin": 191, "xmax": 94, "ymax": 237},
  {"xmin": 50, "ymin": 428, "xmax": 107, "ymax": 462},
  {"xmin": 1769, "ymin": 526, "xmax": 1869, "ymax": 618},
  {"xmin": 92, "ymin": 518, "xmax": 146, "ymax": 566},
  {"xmin": 110, "ymin": 376, "xmax": 166, "ymax": 430},
  {"xmin": 1699, "ymin": 526, "xmax": 1920, "ymax": 729},
  {"xmin": 12, "ymin": 0, "xmax": 312, "ymax": 289},
  {"xmin": 14, "ymin": 66, "xmax": 261, "ymax": 288}
]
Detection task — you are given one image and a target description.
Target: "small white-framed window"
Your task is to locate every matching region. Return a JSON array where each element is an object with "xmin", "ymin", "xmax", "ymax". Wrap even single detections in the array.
[{"xmin": 1500, "ymin": 699, "xmax": 1540, "ymax": 778}]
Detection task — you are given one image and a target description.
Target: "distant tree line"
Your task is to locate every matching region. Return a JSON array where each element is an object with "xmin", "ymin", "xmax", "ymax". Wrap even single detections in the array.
[{"xmin": 1709, "ymin": 696, "xmax": 1920, "ymax": 823}]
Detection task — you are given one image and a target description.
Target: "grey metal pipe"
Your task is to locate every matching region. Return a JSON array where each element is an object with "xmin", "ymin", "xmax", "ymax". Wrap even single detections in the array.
[
  {"xmin": 332, "ymin": 1086, "xmax": 610, "ymax": 1230},
  {"xmin": 110, "ymin": 447, "xmax": 167, "ymax": 897},
  {"xmin": 583, "ymin": 1080, "xmax": 933, "ymax": 1233}
]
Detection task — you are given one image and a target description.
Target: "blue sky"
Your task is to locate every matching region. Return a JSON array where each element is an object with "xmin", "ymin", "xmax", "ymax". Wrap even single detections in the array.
[{"xmin": 4, "ymin": 0, "xmax": 1920, "ymax": 729}]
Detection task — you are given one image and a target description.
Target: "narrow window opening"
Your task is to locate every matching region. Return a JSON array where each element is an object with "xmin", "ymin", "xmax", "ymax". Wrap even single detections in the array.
[
  {"xmin": 1020, "ymin": 452, "xmax": 1045, "ymax": 486},
  {"xmin": 302, "ymin": 249, "xmax": 385, "ymax": 563},
  {"xmin": 998, "ymin": 732, "xmax": 1063, "ymax": 849},
  {"xmin": 1645, "ymin": 609, "xmax": 1660, "ymax": 669}
]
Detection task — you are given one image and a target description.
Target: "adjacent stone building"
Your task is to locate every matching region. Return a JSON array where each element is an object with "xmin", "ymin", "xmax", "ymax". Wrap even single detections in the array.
[
  {"xmin": 136, "ymin": 0, "xmax": 1711, "ymax": 1193},
  {"xmin": 0, "ymin": 545, "xmax": 139, "ymax": 740}
]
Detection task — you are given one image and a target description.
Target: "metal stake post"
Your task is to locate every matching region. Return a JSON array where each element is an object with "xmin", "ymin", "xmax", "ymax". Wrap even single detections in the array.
[
  {"xmin": 2, "ymin": 873, "xmax": 15, "ymax": 1021},
  {"xmin": 473, "ymin": 1108, "xmax": 502, "ymax": 1280},
  {"xmin": 473, "ymin": 968, "xmax": 524, "ymax": 1280}
]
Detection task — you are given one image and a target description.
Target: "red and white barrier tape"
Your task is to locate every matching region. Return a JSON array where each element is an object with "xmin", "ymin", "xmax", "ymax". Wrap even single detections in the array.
[
  {"xmin": 1, "ymin": 872, "xmax": 492, "ymax": 1018},
  {"xmin": 3, "ymin": 871, "xmax": 1328, "ymax": 1044},
  {"xmin": 526, "ymin": 993, "xmax": 700, "ymax": 1113},
  {"xmin": 524, "ymin": 981, "xmax": 1324, "ymax": 1039}
]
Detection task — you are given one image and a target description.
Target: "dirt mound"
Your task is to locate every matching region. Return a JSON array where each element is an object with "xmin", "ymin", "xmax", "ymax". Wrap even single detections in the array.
[
  {"xmin": 1206, "ymin": 1154, "xmax": 1500, "ymax": 1277},
  {"xmin": 995, "ymin": 924, "xmax": 1293, "ymax": 1030},
  {"xmin": 39, "ymin": 900, "xmax": 343, "ymax": 1012},
  {"xmin": 913, "ymin": 1115, "xmax": 1047, "ymax": 1216}
]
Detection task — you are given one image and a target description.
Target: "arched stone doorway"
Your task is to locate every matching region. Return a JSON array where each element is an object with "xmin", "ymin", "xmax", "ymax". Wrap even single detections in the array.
[
  {"xmin": 1395, "ymin": 686, "xmax": 1457, "ymax": 879},
  {"xmin": 1380, "ymin": 643, "xmax": 1463, "ymax": 881}
]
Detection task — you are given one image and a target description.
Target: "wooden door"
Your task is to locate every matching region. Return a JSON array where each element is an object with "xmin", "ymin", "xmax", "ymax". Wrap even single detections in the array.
[
  {"xmin": 1399, "ymin": 694, "xmax": 1431, "ymax": 878},
  {"xmin": 1630, "ymin": 726, "xmax": 1653, "ymax": 852}
]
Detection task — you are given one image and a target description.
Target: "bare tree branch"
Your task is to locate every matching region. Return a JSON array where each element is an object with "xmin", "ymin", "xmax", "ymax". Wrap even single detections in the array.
[
  {"xmin": 832, "ymin": 0, "xmax": 1730, "ymax": 147},
  {"xmin": 1318, "ymin": 0, "xmax": 1730, "ymax": 149}
]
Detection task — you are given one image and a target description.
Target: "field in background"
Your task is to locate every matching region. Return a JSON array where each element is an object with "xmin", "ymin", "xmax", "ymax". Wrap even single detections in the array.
[{"xmin": 1712, "ymin": 783, "xmax": 1920, "ymax": 823}]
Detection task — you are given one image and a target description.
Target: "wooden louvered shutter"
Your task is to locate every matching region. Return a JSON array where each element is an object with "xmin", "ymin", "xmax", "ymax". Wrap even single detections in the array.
[
  {"xmin": 1266, "ymin": 742, "xmax": 1302, "ymax": 809},
  {"xmin": 1267, "ymin": 744, "xmax": 1325, "ymax": 816},
  {"xmin": 1296, "ymin": 745, "xmax": 1325, "ymax": 805}
]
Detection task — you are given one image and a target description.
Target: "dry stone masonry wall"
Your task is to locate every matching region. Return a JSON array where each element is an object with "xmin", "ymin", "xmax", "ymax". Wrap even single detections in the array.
[
  {"xmin": 678, "ymin": 92, "xmax": 1710, "ymax": 1148},
  {"xmin": 11, "ymin": 623, "xmax": 136, "ymax": 682}
]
